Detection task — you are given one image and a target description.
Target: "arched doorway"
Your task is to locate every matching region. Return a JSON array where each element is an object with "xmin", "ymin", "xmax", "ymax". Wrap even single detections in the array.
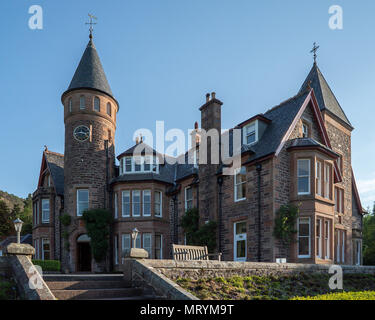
[{"xmin": 77, "ymin": 234, "xmax": 92, "ymax": 272}]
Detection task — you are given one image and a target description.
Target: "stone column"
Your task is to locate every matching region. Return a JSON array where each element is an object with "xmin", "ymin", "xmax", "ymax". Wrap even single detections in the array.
[{"xmin": 122, "ymin": 248, "xmax": 149, "ymax": 284}]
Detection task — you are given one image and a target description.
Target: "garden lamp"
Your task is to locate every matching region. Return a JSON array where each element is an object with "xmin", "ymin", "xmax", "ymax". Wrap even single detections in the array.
[
  {"xmin": 14, "ymin": 218, "xmax": 23, "ymax": 244},
  {"xmin": 131, "ymin": 228, "xmax": 139, "ymax": 248}
]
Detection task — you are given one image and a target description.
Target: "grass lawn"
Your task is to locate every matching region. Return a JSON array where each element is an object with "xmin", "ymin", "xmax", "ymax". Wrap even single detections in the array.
[{"xmin": 175, "ymin": 273, "xmax": 375, "ymax": 300}]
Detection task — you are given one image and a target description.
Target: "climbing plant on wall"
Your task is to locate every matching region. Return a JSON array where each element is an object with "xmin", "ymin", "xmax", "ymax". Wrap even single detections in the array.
[
  {"xmin": 82, "ymin": 209, "xmax": 112, "ymax": 262},
  {"xmin": 273, "ymin": 203, "xmax": 299, "ymax": 245}
]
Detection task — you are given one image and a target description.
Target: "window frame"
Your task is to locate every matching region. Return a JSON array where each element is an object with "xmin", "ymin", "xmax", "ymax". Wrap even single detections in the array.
[
  {"xmin": 154, "ymin": 191, "xmax": 162, "ymax": 217},
  {"xmin": 185, "ymin": 187, "xmax": 193, "ymax": 211},
  {"xmin": 94, "ymin": 96, "xmax": 100, "ymax": 112},
  {"xmin": 234, "ymin": 167, "xmax": 246, "ymax": 202},
  {"xmin": 76, "ymin": 189, "xmax": 89, "ymax": 217},
  {"xmin": 243, "ymin": 121, "xmax": 258, "ymax": 145},
  {"xmin": 106, "ymin": 102, "xmax": 112, "ymax": 116},
  {"xmin": 297, "ymin": 159, "xmax": 311, "ymax": 195},
  {"xmin": 121, "ymin": 190, "xmax": 131, "ymax": 217},
  {"xmin": 155, "ymin": 234, "xmax": 163, "ymax": 259},
  {"xmin": 297, "ymin": 217, "xmax": 311, "ymax": 258},
  {"xmin": 324, "ymin": 163, "xmax": 332, "ymax": 200},
  {"xmin": 316, "ymin": 218, "xmax": 322, "ymax": 259},
  {"xmin": 79, "ymin": 95, "xmax": 85, "ymax": 110},
  {"xmin": 41, "ymin": 199, "xmax": 50, "ymax": 223},
  {"xmin": 132, "ymin": 190, "xmax": 141, "ymax": 217},
  {"xmin": 142, "ymin": 190, "xmax": 151, "ymax": 217},
  {"xmin": 42, "ymin": 238, "xmax": 50, "ymax": 261},
  {"xmin": 324, "ymin": 220, "xmax": 331, "ymax": 260},
  {"xmin": 114, "ymin": 192, "xmax": 118, "ymax": 219},
  {"xmin": 143, "ymin": 233, "xmax": 152, "ymax": 258},
  {"xmin": 316, "ymin": 160, "xmax": 323, "ymax": 196},
  {"xmin": 114, "ymin": 234, "xmax": 119, "ymax": 265}
]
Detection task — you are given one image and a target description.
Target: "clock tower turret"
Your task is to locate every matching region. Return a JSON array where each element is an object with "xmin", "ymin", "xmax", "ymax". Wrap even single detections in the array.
[{"xmin": 61, "ymin": 34, "xmax": 119, "ymax": 272}]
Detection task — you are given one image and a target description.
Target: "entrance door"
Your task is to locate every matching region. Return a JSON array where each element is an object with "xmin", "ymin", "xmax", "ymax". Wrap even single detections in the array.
[
  {"xmin": 234, "ymin": 222, "xmax": 247, "ymax": 261},
  {"xmin": 77, "ymin": 234, "xmax": 92, "ymax": 272}
]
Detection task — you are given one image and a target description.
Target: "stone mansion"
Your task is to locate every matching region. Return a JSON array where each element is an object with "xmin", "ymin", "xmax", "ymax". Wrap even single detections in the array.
[{"xmin": 32, "ymin": 34, "xmax": 364, "ymax": 272}]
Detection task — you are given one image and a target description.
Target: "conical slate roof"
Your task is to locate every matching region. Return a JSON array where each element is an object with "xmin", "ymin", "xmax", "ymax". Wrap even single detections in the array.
[
  {"xmin": 65, "ymin": 38, "xmax": 113, "ymax": 98},
  {"xmin": 299, "ymin": 63, "xmax": 352, "ymax": 128}
]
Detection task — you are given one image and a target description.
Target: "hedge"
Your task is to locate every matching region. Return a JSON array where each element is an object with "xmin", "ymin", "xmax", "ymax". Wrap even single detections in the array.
[
  {"xmin": 292, "ymin": 291, "xmax": 375, "ymax": 300},
  {"xmin": 32, "ymin": 260, "xmax": 61, "ymax": 272}
]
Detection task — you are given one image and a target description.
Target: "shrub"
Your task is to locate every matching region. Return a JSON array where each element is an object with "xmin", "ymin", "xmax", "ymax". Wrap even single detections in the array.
[
  {"xmin": 59, "ymin": 214, "xmax": 71, "ymax": 227},
  {"xmin": 0, "ymin": 278, "xmax": 17, "ymax": 300},
  {"xmin": 32, "ymin": 259, "xmax": 61, "ymax": 272}
]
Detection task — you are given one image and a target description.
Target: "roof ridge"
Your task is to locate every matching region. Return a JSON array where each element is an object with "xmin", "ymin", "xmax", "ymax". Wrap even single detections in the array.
[
  {"xmin": 45, "ymin": 150, "xmax": 64, "ymax": 157},
  {"xmin": 264, "ymin": 90, "xmax": 309, "ymax": 115}
]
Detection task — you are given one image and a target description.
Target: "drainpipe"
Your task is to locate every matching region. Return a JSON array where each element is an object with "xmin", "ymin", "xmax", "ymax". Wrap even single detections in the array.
[
  {"xmin": 173, "ymin": 194, "xmax": 178, "ymax": 244},
  {"xmin": 217, "ymin": 176, "xmax": 223, "ymax": 254},
  {"xmin": 256, "ymin": 163, "xmax": 262, "ymax": 262}
]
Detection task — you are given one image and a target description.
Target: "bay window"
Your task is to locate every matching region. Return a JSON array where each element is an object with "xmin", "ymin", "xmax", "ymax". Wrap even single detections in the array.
[
  {"xmin": 120, "ymin": 156, "xmax": 158, "ymax": 174},
  {"xmin": 132, "ymin": 190, "xmax": 141, "ymax": 217},
  {"xmin": 297, "ymin": 159, "xmax": 310, "ymax": 195}
]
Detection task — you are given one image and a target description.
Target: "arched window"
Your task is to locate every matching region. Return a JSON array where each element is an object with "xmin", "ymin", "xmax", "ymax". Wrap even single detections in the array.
[
  {"xmin": 68, "ymin": 98, "xmax": 72, "ymax": 112},
  {"xmin": 107, "ymin": 102, "xmax": 112, "ymax": 116},
  {"xmin": 94, "ymin": 97, "xmax": 100, "ymax": 112},
  {"xmin": 80, "ymin": 96, "xmax": 85, "ymax": 110}
]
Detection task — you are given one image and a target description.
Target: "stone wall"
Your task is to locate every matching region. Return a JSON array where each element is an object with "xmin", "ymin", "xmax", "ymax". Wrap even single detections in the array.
[
  {"xmin": 143, "ymin": 259, "xmax": 375, "ymax": 281},
  {"xmin": 0, "ymin": 257, "xmax": 10, "ymax": 277}
]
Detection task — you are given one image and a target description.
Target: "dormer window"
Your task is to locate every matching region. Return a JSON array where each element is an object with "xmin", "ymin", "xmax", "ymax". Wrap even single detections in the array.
[
  {"xmin": 243, "ymin": 121, "xmax": 257, "ymax": 145},
  {"xmin": 120, "ymin": 156, "xmax": 158, "ymax": 174},
  {"xmin": 302, "ymin": 123, "xmax": 309, "ymax": 138}
]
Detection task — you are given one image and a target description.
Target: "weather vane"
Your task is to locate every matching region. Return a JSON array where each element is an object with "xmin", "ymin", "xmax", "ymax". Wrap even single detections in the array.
[
  {"xmin": 310, "ymin": 42, "xmax": 320, "ymax": 64},
  {"xmin": 86, "ymin": 13, "xmax": 97, "ymax": 39}
]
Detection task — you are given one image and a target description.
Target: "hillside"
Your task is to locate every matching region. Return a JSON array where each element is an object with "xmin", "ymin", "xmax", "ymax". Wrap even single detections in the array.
[{"xmin": 0, "ymin": 190, "xmax": 25, "ymax": 211}]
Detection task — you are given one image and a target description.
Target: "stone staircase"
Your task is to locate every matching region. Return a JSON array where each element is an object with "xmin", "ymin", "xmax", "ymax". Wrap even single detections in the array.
[{"xmin": 43, "ymin": 274, "xmax": 159, "ymax": 300}]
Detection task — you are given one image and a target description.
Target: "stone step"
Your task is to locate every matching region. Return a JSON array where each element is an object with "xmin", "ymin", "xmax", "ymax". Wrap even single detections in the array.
[
  {"xmin": 46, "ymin": 280, "xmax": 131, "ymax": 290},
  {"xmin": 43, "ymin": 274, "xmax": 124, "ymax": 282},
  {"xmin": 52, "ymin": 287, "xmax": 144, "ymax": 300},
  {"xmin": 88, "ymin": 295, "xmax": 162, "ymax": 300}
]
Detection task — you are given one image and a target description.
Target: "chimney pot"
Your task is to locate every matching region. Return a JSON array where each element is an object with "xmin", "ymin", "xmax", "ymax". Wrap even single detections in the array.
[
  {"xmin": 206, "ymin": 93, "xmax": 210, "ymax": 102},
  {"xmin": 211, "ymin": 92, "xmax": 216, "ymax": 99}
]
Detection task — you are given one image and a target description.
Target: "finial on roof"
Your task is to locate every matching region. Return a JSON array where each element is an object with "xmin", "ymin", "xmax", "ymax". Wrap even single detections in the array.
[
  {"xmin": 310, "ymin": 42, "xmax": 320, "ymax": 64},
  {"xmin": 44, "ymin": 145, "xmax": 48, "ymax": 152},
  {"xmin": 194, "ymin": 121, "xmax": 199, "ymax": 130},
  {"xmin": 86, "ymin": 13, "xmax": 97, "ymax": 40}
]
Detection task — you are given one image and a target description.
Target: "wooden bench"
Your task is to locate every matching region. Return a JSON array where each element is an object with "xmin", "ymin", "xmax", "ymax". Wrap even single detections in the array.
[{"xmin": 172, "ymin": 244, "xmax": 222, "ymax": 261}]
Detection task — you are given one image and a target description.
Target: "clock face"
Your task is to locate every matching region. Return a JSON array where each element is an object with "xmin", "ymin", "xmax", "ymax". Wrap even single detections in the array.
[{"xmin": 73, "ymin": 125, "xmax": 90, "ymax": 142}]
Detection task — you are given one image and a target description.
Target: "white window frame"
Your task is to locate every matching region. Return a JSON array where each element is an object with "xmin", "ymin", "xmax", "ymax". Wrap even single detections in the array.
[
  {"xmin": 121, "ymin": 191, "xmax": 130, "ymax": 217},
  {"xmin": 297, "ymin": 159, "xmax": 310, "ymax": 195},
  {"xmin": 243, "ymin": 120, "xmax": 258, "ymax": 145},
  {"xmin": 234, "ymin": 167, "xmax": 246, "ymax": 202},
  {"xmin": 41, "ymin": 199, "xmax": 50, "ymax": 223},
  {"xmin": 114, "ymin": 234, "xmax": 119, "ymax": 265},
  {"xmin": 143, "ymin": 233, "xmax": 152, "ymax": 258},
  {"xmin": 324, "ymin": 163, "xmax": 331, "ymax": 199},
  {"xmin": 143, "ymin": 190, "xmax": 151, "ymax": 217},
  {"xmin": 316, "ymin": 218, "xmax": 322, "ymax": 259},
  {"xmin": 356, "ymin": 240, "xmax": 361, "ymax": 265},
  {"xmin": 234, "ymin": 222, "xmax": 247, "ymax": 261},
  {"xmin": 316, "ymin": 160, "xmax": 322, "ymax": 196},
  {"xmin": 302, "ymin": 123, "xmax": 309, "ymax": 138},
  {"xmin": 185, "ymin": 187, "xmax": 193, "ymax": 211},
  {"xmin": 121, "ymin": 156, "xmax": 159, "ymax": 174},
  {"xmin": 154, "ymin": 191, "xmax": 162, "ymax": 217},
  {"xmin": 324, "ymin": 220, "xmax": 330, "ymax": 259},
  {"xmin": 122, "ymin": 234, "xmax": 131, "ymax": 263},
  {"xmin": 114, "ymin": 193, "xmax": 118, "ymax": 219},
  {"xmin": 77, "ymin": 189, "xmax": 89, "ymax": 217},
  {"xmin": 297, "ymin": 217, "xmax": 311, "ymax": 258},
  {"xmin": 132, "ymin": 190, "xmax": 141, "ymax": 217}
]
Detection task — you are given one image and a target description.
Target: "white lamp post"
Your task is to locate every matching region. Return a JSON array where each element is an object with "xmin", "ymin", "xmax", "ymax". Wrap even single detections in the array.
[
  {"xmin": 13, "ymin": 218, "xmax": 24, "ymax": 244},
  {"xmin": 131, "ymin": 228, "xmax": 139, "ymax": 249}
]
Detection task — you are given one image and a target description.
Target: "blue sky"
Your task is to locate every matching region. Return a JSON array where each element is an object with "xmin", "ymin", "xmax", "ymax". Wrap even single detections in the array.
[{"xmin": 1, "ymin": 0, "xmax": 374, "ymax": 209}]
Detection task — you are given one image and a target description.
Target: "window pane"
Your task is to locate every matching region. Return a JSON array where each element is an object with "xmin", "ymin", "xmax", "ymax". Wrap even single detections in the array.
[
  {"xmin": 299, "ymin": 238, "xmax": 309, "ymax": 256},
  {"xmin": 298, "ymin": 159, "xmax": 309, "ymax": 176},
  {"xmin": 155, "ymin": 191, "xmax": 162, "ymax": 216},
  {"xmin": 298, "ymin": 177, "xmax": 309, "ymax": 193},
  {"xmin": 143, "ymin": 190, "xmax": 151, "ymax": 216},
  {"xmin": 236, "ymin": 240, "xmax": 246, "ymax": 258},
  {"xmin": 133, "ymin": 191, "xmax": 140, "ymax": 216},
  {"xmin": 122, "ymin": 191, "xmax": 130, "ymax": 217},
  {"xmin": 236, "ymin": 222, "xmax": 246, "ymax": 234},
  {"xmin": 125, "ymin": 158, "xmax": 132, "ymax": 172},
  {"xmin": 94, "ymin": 97, "xmax": 100, "ymax": 111},
  {"xmin": 80, "ymin": 96, "xmax": 85, "ymax": 109},
  {"xmin": 107, "ymin": 102, "xmax": 112, "ymax": 116}
]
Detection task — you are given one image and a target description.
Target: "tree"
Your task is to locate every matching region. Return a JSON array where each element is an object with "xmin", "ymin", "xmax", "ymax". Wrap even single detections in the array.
[
  {"xmin": 0, "ymin": 200, "xmax": 12, "ymax": 238},
  {"xmin": 363, "ymin": 203, "xmax": 375, "ymax": 265},
  {"xmin": 19, "ymin": 194, "xmax": 33, "ymax": 235}
]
